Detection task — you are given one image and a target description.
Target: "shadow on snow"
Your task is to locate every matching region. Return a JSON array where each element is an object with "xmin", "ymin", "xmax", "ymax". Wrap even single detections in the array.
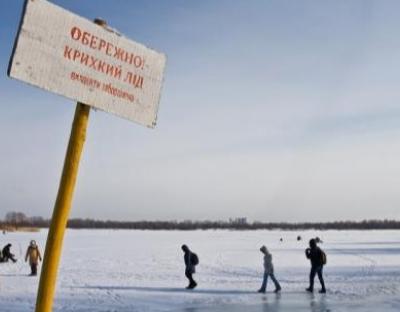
[{"xmin": 74, "ymin": 285, "xmax": 260, "ymax": 295}]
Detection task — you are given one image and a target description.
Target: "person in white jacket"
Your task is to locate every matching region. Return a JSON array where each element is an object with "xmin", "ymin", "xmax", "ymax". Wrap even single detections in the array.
[{"xmin": 258, "ymin": 245, "xmax": 281, "ymax": 293}]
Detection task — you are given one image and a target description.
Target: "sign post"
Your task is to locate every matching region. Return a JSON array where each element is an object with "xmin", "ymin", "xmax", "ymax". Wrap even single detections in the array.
[
  {"xmin": 8, "ymin": 1, "xmax": 166, "ymax": 311},
  {"xmin": 36, "ymin": 102, "xmax": 90, "ymax": 312}
]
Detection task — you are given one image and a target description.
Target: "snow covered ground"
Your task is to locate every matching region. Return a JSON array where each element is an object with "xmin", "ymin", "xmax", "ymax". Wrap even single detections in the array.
[{"xmin": 0, "ymin": 229, "xmax": 399, "ymax": 311}]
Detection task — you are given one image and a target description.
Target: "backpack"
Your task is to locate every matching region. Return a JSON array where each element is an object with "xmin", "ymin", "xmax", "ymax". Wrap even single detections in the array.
[
  {"xmin": 191, "ymin": 253, "xmax": 199, "ymax": 266},
  {"xmin": 321, "ymin": 250, "xmax": 327, "ymax": 265}
]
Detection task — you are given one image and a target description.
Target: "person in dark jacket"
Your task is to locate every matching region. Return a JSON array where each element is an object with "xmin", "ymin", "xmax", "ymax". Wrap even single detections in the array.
[
  {"xmin": 305, "ymin": 238, "xmax": 326, "ymax": 293},
  {"xmin": 2, "ymin": 243, "xmax": 17, "ymax": 263},
  {"xmin": 181, "ymin": 244, "xmax": 198, "ymax": 289}
]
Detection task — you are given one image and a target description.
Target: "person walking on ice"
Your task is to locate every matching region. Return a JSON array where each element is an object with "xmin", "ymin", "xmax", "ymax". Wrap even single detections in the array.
[
  {"xmin": 305, "ymin": 238, "xmax": 326, "ymax": 293},
  {"xmin": 25, "ymin": 240, "xmax": 42, "ymax": 276},
  {"xmin": 181, "ymin": 244, "xmax": 199, "ymax": 289},
  {"xmin": 258, "ymin": 245, "xmax": 281, "ymax": 293}
]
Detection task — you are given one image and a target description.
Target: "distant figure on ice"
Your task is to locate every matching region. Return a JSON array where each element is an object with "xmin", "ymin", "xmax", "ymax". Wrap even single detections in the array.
[
  {"xmin": 2, "ymin": 244, "xmax": 17, "ymax": 263},
  {"xmin": 297, "ymin": 235, "xmax": 302, "ymax": 241},
  {"xmin": 25, "ymin": 240, "xmax": 42, "ymax": 276},
  {"xmin": 181, "ymin": 244, "xmax": 199, "ymax": 289},
  {"xmin": 258, "ymin": 245, "xmax": 281, "ymax": 293},
  {"xmin": 305, "ymin": 239, "xmax": 326, "ymax": 293}
]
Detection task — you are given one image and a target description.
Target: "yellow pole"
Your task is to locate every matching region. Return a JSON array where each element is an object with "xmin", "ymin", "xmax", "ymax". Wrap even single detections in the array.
[{"xmin": 35, "ymin": 102, "xmax": 90, "ymax": 312}]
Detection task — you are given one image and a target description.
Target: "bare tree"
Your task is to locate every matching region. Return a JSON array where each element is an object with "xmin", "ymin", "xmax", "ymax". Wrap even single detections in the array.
[{"xmin": 5, "ymin": 211, "xmax": 28, "ymax": 229}]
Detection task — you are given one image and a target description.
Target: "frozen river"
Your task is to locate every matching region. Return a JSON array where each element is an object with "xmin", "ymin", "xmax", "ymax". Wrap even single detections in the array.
[{"xmin": 0, "ymin": 229, "xmax": 399, "ymax": 311}]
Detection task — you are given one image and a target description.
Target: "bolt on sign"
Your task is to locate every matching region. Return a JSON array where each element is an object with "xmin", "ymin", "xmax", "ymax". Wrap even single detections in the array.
[{"xmin": 8, "ymin": 0, "xmax": 166, "ymax": 128}]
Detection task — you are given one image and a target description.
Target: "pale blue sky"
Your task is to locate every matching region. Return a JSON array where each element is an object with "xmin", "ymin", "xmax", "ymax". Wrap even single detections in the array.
[{"xmin": 1, "ymin": 0, "xmax": 400, "ymax": 222}]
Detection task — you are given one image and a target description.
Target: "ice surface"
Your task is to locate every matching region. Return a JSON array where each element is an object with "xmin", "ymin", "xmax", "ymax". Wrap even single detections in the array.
[{"xmin": 0, "ymin": 229, "xmax": 399, "ymax": 311}]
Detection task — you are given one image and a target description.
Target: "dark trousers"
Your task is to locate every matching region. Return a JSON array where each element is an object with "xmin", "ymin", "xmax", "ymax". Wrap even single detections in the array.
[
  {"xmin": 30, "ymin": 263, "xmax": 38, "ymax": 276},
  {"xmin": 185, "ymin": 269, "xmax": 196, "ymax": 286},
  {"xmin": 3, "ymin": 255, "xmax": 17, "ymax": 263},
  {"xmin": 309, "ymin": 265, "xmax": 325, "ymax": 290}
]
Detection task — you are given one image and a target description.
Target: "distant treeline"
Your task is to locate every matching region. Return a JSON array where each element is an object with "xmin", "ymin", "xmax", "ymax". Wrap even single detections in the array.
[
  {"xmin": 66, "ymin": 219, "xmax": 400, "ymax": 230},
  {"xmin": 1, "ymin": 212, "xmax": 400, "ymax": 230}
]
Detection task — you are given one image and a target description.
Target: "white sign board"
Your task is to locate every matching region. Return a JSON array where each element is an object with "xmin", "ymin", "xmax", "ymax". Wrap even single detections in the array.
[{"xmin": 8, "ymin": 0, "xmax": 166, "ymax": 128}]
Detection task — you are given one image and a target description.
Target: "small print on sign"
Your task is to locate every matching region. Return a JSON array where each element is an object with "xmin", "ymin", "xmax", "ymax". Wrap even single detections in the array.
[{"xmin": 8, "ymin": 0, "xmax": 166, "ymax": 128}]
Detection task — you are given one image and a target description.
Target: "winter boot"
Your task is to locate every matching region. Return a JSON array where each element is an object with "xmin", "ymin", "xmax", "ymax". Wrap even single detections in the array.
[
  {"xmin": 274, "ymin": 286, "xmax": 281, "ymax": 293},
  {"xmin": 187, "ymin": 281, "xmax": 197, "ymax": 289}
]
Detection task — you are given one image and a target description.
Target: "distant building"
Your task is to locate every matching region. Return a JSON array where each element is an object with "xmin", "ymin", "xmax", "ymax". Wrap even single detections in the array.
[{"xmin": 229, "ymin": 217, "xmax": 248, "ymax": 225}]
